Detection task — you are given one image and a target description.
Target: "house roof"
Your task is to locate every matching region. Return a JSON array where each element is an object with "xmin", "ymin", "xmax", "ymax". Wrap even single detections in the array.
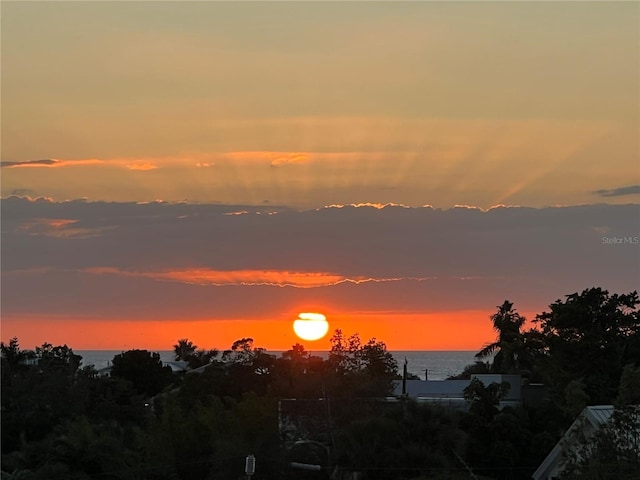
[
  {"xmin": 583, "ymin": 404, "xmax": 614, "ymax": 426},
  {"xmin": 531, "ymin": 405, "xmax": 614, "ymax": 480}
]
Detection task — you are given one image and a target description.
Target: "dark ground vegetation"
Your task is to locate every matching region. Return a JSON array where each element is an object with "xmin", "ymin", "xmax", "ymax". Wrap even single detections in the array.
[{"xmin": 2, "ymin": 287, "xmax": 639, "ymax": 479}]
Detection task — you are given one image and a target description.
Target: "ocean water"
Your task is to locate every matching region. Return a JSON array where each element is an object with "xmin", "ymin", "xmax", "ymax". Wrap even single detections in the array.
[
  {"xmin": 76, "ymin": 350, "xmax": 478, "ymax": 380},
  {"xmin": 393, "ymin": 351, "xmax": 478, "ymax": 380}
]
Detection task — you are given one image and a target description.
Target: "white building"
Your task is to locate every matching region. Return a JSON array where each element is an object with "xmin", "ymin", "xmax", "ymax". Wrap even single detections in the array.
[{"xmin": 392, "ymin": 374, "xmax": 522, "ymax": 410}]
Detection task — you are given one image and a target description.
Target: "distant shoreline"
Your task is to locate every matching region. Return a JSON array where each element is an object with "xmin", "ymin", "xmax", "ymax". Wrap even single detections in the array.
[{"xmin": 76, "ymin": 350, "xmax": 480, "ymax": 381}]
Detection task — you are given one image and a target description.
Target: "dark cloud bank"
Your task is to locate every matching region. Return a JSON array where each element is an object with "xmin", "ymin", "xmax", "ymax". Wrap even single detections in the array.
[{"xmin": 1, "ymin": 197, "xmax": 638, "ymax": 321}]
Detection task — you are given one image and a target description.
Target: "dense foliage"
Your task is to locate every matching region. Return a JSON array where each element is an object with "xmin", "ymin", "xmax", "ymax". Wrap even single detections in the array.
[{"xmin": 1, "ymin": 287, "xmax": 638, "ymax": 479}]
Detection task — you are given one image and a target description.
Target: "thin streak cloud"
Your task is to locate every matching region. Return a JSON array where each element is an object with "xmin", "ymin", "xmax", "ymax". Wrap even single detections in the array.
[
  {"xmin": 322, "ymin": 203, "xmax": 412, "ymax": 210},
  {"xmin": 125, "ymin": 162, "xmax": 159, "ymax": 171},
  {"xmin": 16, "ymin": 218, "xmax": 114, "ymax": 239},
  {"xmin": 0, "ymin": 158, "xmax": 104, "ymax": 168},
  {"xmin": 268, "ymin": 152, "xmax": 309, "ymax": 166},
  {"xmin": 1, "ymin": 159, "xmax": 59, "ymax": 168},
  {"xmin": 594, "ymin": 185, "xmax": 640, "ymax": 197},
  {"xmin": 83, "ymin": 267, "xmax": 432, "ymax": 288}
]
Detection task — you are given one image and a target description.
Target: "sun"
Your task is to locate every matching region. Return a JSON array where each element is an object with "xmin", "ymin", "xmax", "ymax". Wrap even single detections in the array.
[{"xmin": 293, "ymin": 312, "xmax": 329, "ymax": 341}]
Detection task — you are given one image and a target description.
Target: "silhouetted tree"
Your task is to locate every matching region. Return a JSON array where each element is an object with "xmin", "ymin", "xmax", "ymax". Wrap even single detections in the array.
[
  {"xmin": 564, "ymin": 379, "xmax": 589, "ymax": 417},
  {"xmin": 334, "ymin": 401, "xmax": 466, "ymax": 480},
  {"xmin": 222, "ymin": 337, "xmax": 256, "ymax": 364},
  {"xmin": 463, "ymin": 378, "xmax": 510, "ymax": 420},
  {"xmin": 35, "ymin": 342, "xmax": 82, "ymax": 373},
  {"xmin": 111, "ymin": 349, "xmax": 173, "ymax": 397},
  {"xmin": 533, "ymin": 288, "xmax": 640, "ymax": 404},
  {"xmin": 173, "ymin": 338, "xmax": 218, "ymax": 369},
  {"xmin": 616, "ymin": 363, "xmax": 640, "ymax": 406},
  {"xmin": 173, "ymin": 338, "xmax": 196, "ymax": 361},
  {"xmin": 327, "ymin": 330, "xmax": 398, "ymax": 397},
  {"xmin": 359, "ymin": 338, "xmax": 398, "ymax": 378},
  {"xmin": 476, "ymin": 301, "xmax": 529, "ymax": 373},
  {"xmin": 1, "ymin": 337, "xmax": 36, "ymax": 372},
  {"xmin": 272, "ymin": 344, "xmax": 326, "ymax": 398},
  {"xmin": 219, "ymin": 338, "xmax": 275, "ymax": 397}
]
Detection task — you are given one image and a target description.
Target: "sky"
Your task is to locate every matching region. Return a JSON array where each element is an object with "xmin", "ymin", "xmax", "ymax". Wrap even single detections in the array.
[{"xmin": 1, "ymin": 1, "xmax": 639, "ymax": 352}]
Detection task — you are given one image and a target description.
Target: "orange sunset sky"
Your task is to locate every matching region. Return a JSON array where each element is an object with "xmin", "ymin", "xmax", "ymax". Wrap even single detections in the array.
[{"xmin": 1, "ymin": 1, "xmax": 639, "ymax": 352}]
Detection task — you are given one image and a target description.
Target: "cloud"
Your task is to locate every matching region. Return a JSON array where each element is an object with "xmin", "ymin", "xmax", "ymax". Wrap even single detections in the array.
[
  {"xmin": 83, "ymin": 266, "xmax": 431, "ymax": 288},
  {"xmin": 0, "ymin": 158, "xmax": 103, "ymax": 168},
  {"xmin": 17, "ymin": 218, "xmax": 77, "ymax": 231},
  {"xmin": 1, "ymin": 197, "xmax": 638, "ymax": 321},
  {"xmin": 2, "ymin": 157, "xmax": 171, "ymax": 173},
  {"xmin": 322, "ymin": 203, "xmax": 411, "ymax": 210},
  {"xmin": 594, "ymin": 185, "xmax": 640, "ymax": 197},
  {"xmin": 268, "ymin": 152, "xmax": 309, "ymax": 166},
  {"xmin": 15, "ymin": 217, "xmax": 114, "ymax": 239},
  {"xmin": 2, "ymin": 142, "xmax": 636, "ymax": 209},
  {"xmin": 125, "ymin": 162, "xmax": 159, "ymax": 171},
  {"xmin": 1, "ymin": 159, "xmax": 59, "ymax": 168}
]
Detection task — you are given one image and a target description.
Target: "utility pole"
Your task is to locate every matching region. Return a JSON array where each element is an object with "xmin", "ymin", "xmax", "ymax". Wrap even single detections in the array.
[{"xmin": 402, "ymin": 357, "xmax": 408, "ymax": 396}]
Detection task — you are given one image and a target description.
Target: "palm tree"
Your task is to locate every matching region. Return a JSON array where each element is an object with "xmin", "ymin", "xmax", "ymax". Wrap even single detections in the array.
[
  {"xmin": 173, "ymin": 338, "xmax": 196, "ymax": 361},
  {"xmin": 476, "ymin": 301, "xmax": 527, "ymax": 373}
]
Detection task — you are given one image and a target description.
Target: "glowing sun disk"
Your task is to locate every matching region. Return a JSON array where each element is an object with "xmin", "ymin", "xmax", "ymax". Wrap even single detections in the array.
[{"xmin": 293, "ymin": 312, "xmax": 329, "ymax": 341}]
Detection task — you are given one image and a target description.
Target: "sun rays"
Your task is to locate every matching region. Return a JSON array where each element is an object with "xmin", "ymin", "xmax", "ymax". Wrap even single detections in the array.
[{"xmin": 7, "ymin": 112, "xmax": 626, "ymax": 209}]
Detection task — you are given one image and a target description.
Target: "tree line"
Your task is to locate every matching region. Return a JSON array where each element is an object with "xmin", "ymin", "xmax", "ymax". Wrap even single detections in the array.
[{"xmin": 1, "ymin": 287, "xmax": 639, "ymax": 479}]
